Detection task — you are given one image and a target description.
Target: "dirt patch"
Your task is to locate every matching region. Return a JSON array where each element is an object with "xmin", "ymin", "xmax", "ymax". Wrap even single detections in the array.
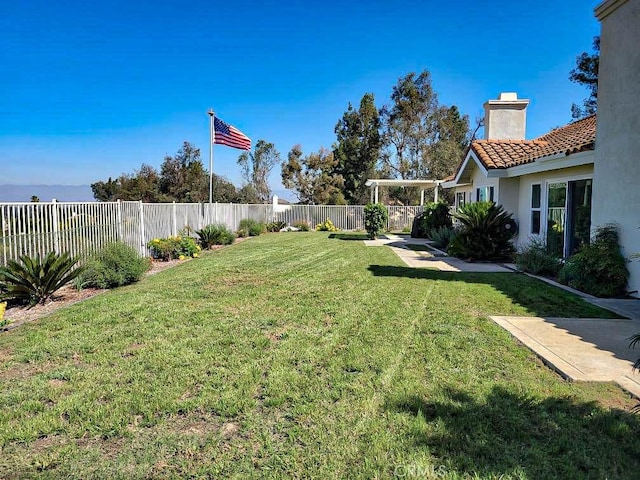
[
  {"xmin": 2, "ymin": 285, "xmax": 108, "ymax": 330},
  {"xmin": 0, "ymin": 360, "xmax": 57, "ymax": 382},
  {"xmin": 2, "ymin": 257, "xmax": 192, "ymax": 332},
  {"xmin": 221, "ymin": 422, "xmax": 240, "ymax": 439}
]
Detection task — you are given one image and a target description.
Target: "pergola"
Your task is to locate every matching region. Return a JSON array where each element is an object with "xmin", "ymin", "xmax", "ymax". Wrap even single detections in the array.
[{"xmin": 365, "ymin": 179, "xmax": 442, "ymax": 205}]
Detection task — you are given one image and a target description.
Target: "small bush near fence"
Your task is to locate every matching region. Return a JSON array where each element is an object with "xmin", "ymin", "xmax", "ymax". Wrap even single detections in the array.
[
  {"xmin": 266, "ymin": 221, "xmax": 287, "ymax": 232},
  {"xmin": 148, "ymin": 236, "xmax": 200, "ymax": 261},
  {"xmin": 77, "ymin": 242, "xmax": 151, "ymax": 289},
  {"xmin": 238, "ymin": 219, "xmax": 266, "ymax": 238},
  {"xmin": 448, "ymin": 202, "xmax": 517, "ymax": 261},
  {"xmin": 558, "ymin": 224, "xmax": 629, "ymax": 297},
  {"xmin": 0, "ymin": 251, "xmax": 84, "ymax": 306},
  {"xmin": 316, "ymin": 218, "xmax": 340, "ymax": 232},
  {"xmin": 196, "ymin": 224, "xmax": 236, "ymax": 248},
  {"xmin": 292, "ymin": 220, "xmax": 310, "ymax": 231},
  {"xmin": 363, "ymin": 204, "xmax": 388, "ymax": 239},
  {"xmin": 515, "ymin": 238, "xmax": 562, "ymax": 276}
]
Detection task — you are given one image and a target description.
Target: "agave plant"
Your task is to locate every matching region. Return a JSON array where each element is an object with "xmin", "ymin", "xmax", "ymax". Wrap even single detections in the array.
[
  {"xmin": 448, "ymin": 201, "xmax": 517, "ymax": 261},
  {"xmin": 196, "ymin": 223, "xmax": 236, "ymax": 249},
  {"xmin": 0, "ymin": 251, "xmax": 84, "ymax": 307}
]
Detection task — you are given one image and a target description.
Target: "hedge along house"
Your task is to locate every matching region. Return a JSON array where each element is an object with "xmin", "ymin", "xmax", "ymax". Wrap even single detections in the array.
[{"xmin": 442, "ymin": 92, "xmax": 597, "ymax": 259}]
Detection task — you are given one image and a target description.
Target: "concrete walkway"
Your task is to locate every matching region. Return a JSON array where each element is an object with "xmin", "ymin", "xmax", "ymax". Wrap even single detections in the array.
[
  {"xmin": 366, "ymin": 234, "xmax": 640, "ymax": 396},
  {"xmin": 365, "ymin": 234, "xmax": 510, "ymax": 273},
  {"xmin": 491, "ymin": 316, "xmax": 640, "ymax": 398}
]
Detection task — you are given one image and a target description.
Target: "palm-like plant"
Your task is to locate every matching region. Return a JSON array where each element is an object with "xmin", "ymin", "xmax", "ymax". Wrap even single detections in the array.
[
  {"xmin": 448, "ymin": 201, "xmax": 517, "ymax": 261},
  {"xmin": 196, "ymin": 224, "xmax": 236, "ymax": 249},
  {"xmin": 0, "ymin": 251, "xmax": 84, "ymax": 307}
]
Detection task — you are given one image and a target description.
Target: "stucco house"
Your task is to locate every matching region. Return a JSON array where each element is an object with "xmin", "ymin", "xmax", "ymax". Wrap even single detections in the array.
[
  {"xmin": 442, "ymin": 0, "xmax": 639, "ymax": 297},
  {"xmin": 442, "ymin": 93, "xmax": 597, "ymax": 259}
]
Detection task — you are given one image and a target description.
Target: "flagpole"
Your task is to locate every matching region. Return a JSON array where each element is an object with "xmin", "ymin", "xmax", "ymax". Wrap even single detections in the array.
[{"xmin": 208, "ymin": 109, "xmax": 214, "ymax": 220}]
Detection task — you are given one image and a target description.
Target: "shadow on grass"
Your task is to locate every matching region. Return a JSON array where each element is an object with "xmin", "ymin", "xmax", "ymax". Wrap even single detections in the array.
[
  {"xmin": 367, "ymin": 264, "xmax": 620, "ymax": 319},
  {"xmin": 328, "ymin": 233, "xmax": 370, "ymax": 241},
  {"xmin": 385, "ymin": 385, "xmax": 640, "ymax": 478}
]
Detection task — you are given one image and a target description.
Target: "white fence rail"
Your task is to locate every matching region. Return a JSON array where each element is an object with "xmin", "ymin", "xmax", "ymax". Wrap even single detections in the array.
[{"xmin": 0, "ymin": 201, "xmax": 423, "ymax": 265}]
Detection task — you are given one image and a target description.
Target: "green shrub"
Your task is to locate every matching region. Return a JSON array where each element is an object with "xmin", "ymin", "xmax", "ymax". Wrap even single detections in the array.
[
  {"xmin": 238, "ymin": 218, "xmax": 265, "ymax": 237},
  {"xmin": 292, "ymin": 220, "xmax": 310, "ymax": 231},
  {"xmin": 266, "ymin": 221, "xmax": 287, "ymax": 232},
  {"xmin": 363, "ymin": 203, "xmax": 388, "ymax": 239},
  {"xmin": 430, "ymin": 226, "xmax": 457, "ymax": 250},
  {"xmin": 78, "ymin": 242, "xmax": 150, "ymax": 289},
  {"xmin": 448, "ymin": 202, "xmax": 517, "ymax": 261},
  {"xmin": 316, "ymin": 218, "xmax": 340, "ymax": 232},
  {"xmin": 196, "ymin": 224, "xmax": 236, "ymax": 248},
  {"xmin": 420, "ymin": 202, "xmax": 453, "ymax": 238},
  {"xmin": 515, "ymin": 238, "xmax": 562, "ymax": 276},
  {"xmin": 558, "ymin": 224, "xmax": 629, "ymax": 297},
  {"xmin": 147, "ymin": 235, "xmax": 200, "ymax": 261},
  {"xmin": 0, "ymin": 251, "xmax": 84, "ymax": 306}
]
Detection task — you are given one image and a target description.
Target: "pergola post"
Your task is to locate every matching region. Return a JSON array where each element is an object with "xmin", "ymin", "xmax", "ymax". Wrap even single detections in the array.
[
  {"xmin": 374, "ymin": 185, "xmax": 379, "ymax": 204},
  {"xmin": 434, "ymin": 183, "xmax": 439, "ymax": 203},
  {"xmin": 420, "ymin": 190, "xmax": 425, "ymax": 206}
]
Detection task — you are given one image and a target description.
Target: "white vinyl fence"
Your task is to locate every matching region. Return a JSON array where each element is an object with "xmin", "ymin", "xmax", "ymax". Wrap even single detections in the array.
[{"xmin": 0, "ymin": 201, "xmax": 423, "ymax": 265}]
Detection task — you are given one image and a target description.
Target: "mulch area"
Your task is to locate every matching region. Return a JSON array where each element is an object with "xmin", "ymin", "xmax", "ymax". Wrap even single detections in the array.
[{"xmin": 1, "ymin": 237, "xmax": 251, "ymax": 332}]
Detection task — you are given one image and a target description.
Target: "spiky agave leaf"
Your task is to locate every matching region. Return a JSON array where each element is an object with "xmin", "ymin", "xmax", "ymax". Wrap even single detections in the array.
[{"xmin": 0, "ymin": 252, "xmax": 84, "ymax": 307}]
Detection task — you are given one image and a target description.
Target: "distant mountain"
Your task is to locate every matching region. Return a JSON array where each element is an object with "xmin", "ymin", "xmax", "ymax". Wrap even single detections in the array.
[{"xmin": 0, "ymin": 185, "xmax": 95, "ymax": 202}]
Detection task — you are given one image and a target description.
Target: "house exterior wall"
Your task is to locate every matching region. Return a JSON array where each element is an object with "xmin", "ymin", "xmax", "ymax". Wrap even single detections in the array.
[
  {"xmin": 515, "ymin": 165, "xmax": 594, "ymax": 248},
  {"xmin": 594, "ymin": 0, "xmax": 640, "ymax": 296},
  {"xmin": 471, "ymin": 166, "xmax": 499, "ymax": 201}
]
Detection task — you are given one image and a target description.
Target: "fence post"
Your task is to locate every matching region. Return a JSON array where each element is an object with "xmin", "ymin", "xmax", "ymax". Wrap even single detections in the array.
[
  {"xmin": 138, "ymin": 201, "xmax": 146, "ymax": 256},
  {"xmin": 116, "ymin": 200, "xmax": 123, "ymax": 242},
  {"xmin": 52, "ymin": 199, "xmax": 60, "ymax": 255},
  {"xmin": 172, "ymin": 201, "xmax": 177, "ymax": 236},
  {"xmin": 0, "ymin": 205, "xmax": 7, "ymax": 265}
]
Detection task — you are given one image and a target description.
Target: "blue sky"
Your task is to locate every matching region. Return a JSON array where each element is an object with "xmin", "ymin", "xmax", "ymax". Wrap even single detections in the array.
[{"xmin": 0, "ymin": 0, "xmax": 600, "ymax": 199}]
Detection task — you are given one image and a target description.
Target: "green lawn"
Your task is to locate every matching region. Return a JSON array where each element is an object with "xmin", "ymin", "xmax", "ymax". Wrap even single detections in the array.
[{"xmin": 1, "ymin": 232, "xmax": 638, "ymax": 479}]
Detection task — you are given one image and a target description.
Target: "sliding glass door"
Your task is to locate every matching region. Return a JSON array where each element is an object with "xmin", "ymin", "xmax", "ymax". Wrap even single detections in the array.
[
  {"xmin": 546, "ymin": 179, "xmax": 592, "ymax": 257},
  {"xmin": 547, "ymin": 183, "xmax": 567, "ymax": 257},
  {"xmin": 567, "ymin": 179, "xmax": 592, "ymax": 255}
]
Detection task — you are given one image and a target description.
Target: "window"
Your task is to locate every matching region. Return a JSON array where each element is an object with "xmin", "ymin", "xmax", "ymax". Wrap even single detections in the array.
[
  {"xmin": 456, "ymin": 192, "xmax": 466, "ymax": 210},
  {"xmin": 530, "ymin": 184, "xmax": 541, "ymax": 234},
  {"xmin": 476, "ymin": 186, "xmax": 494, "ymax": 202}
]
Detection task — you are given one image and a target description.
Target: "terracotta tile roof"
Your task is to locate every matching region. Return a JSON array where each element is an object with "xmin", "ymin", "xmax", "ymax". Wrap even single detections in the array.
[
  {"xmin": 472, "ymin": 139, "xmax": 547, "ymax": 169},
  {"xmin": 469, "ymin": 114, "xmax": 597, "ymax": 171}
]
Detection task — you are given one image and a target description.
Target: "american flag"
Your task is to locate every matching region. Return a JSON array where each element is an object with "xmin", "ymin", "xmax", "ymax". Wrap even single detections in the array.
[{"xmin": 214, "ymin": 117, "xmax": 251, "ymax": 151}]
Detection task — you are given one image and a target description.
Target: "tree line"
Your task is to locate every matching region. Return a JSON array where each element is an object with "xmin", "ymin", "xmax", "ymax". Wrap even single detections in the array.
[{"xmin": 94, "ymin": 46, "xmax": 598, "ymax": 205}]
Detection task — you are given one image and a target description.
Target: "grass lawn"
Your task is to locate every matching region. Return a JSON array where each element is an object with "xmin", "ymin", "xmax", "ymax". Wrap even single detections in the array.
[{"xmin": 1, "ymin": 232, "xmax": 639, "ymax": 479}]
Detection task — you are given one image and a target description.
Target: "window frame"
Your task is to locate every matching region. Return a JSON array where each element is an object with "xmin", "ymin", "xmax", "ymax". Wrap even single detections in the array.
[
  {"xmin": 530, "ymin": 183, "xmax": 542, "ymax": 235},
  {"xmin": 476, "ymin": 186, "xmax": 495, "ymax": 203}
]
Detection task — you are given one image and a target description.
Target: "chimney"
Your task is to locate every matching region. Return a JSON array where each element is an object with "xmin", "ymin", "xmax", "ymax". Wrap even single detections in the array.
[{"xmin": 483, "ymin": 92, "xmax": 530, "ymax": 140}]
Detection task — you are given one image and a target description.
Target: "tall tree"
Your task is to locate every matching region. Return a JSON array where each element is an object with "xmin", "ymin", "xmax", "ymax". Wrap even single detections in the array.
[
  {"xmin": 159, "ymin": 141, "xmax": 208, "ymax": 202},
  {"xmin": 569, "ymin": 36, "xmax": 599, "ymax": 119},
  {"xmin": 91, "ymin": 177, "xmax": 121, "ymax": 201},
  {"xmin": 237, "ymin": 139, "xmax": 280, "ymax": 203},
  {"xmin": 332, "ymin": 93, "xmax": 382, "ymax": 204},
  {"xmin": 118, "ymin": 164, "xmax": 164, "ymax": 202},
  {"xmin": 380, "ymin": 70, "xmax": 470, "ymax": 205},
  {"xmin": 281, "ymin": 145, "xmax": 345, "ymax": 205}
]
